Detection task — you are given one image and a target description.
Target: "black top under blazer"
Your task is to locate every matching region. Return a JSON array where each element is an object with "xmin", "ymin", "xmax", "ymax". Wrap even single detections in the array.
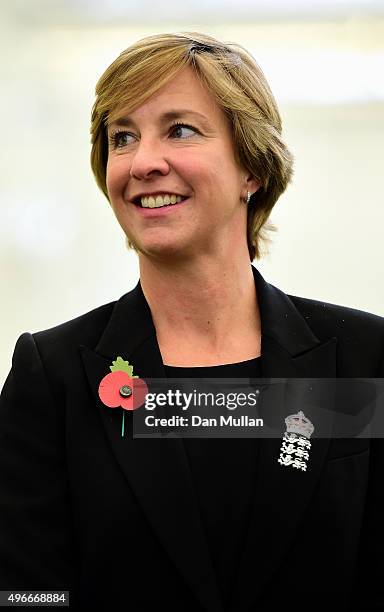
[{"xmin": 1, "ymin": 265, "xmax": 383, "ymax": 611}]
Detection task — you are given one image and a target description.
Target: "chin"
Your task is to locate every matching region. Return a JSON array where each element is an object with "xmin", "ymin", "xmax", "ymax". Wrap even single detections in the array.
[
  {"xmin": 127, "ymin": 226, "xmax": 205, "ymax": 262},
  {"xmin": 131, "ymin": 235, "xmax": 189, "ymax": 261},
  {"xmin": 145, "ymin": 246, "xmax": 193, "ymax": 263}
]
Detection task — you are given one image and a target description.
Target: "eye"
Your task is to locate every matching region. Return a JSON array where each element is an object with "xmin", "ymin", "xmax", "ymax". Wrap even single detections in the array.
[
  {"xmin": 108, "ymin": 130, "xmax": 136, "ymax": 149},
  {"xmin": 169, "ymin": 122, "xmax": 198, "ymax": 139}
]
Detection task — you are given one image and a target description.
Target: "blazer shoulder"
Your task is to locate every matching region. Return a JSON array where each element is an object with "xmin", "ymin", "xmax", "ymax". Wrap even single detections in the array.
[
  {"xmin": 31, "ymin": 299, "xmax": 118, "ymax": 354},
  {"xmin": 287, "ymin": 293, "xmax": 384, "ymax": 368},
  {"xmin": 287, "ymin": 293, "xmax": 384, "ymax": 331}
]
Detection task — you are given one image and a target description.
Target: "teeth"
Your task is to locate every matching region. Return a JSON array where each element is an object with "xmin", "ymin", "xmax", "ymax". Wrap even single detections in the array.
[{"xmin": 141, "ymin": 194, "xmax": 183, "ymax": 208}]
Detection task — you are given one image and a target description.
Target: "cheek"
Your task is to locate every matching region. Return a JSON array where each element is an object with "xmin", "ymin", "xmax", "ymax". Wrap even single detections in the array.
[
  {"xmin": 173, "ymin": 154, "xmax": 221, "ymax": 195},
  {"xmin": 106, "ymin": 158, "xmax": 129, "ymax": 200},
  {"xmin": 172, "ymin": 156, "xmax": 200, "ymax": 183}
]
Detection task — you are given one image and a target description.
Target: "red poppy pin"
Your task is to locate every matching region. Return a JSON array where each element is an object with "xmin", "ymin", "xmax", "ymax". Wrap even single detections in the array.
[{"xmin": 98, "ymin": 356, "xmax": 148, "ymax": 437}]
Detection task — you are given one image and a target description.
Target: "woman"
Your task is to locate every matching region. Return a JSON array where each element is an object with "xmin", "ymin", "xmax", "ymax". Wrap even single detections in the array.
[{"xmin": 0, "ymin": 32, "xmax": 383, "ymax": 612}]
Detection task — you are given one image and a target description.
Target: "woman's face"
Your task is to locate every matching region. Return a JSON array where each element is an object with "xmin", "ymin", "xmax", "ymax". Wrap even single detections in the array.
[{"xmin": 106, "ymin": 65, "xmax": 257, "ymax": 261}]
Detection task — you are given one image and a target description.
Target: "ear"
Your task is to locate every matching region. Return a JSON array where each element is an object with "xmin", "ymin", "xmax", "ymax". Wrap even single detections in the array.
[{"xmin": 246, "ymin": 174, "xmax": 261, "ymax": 195}]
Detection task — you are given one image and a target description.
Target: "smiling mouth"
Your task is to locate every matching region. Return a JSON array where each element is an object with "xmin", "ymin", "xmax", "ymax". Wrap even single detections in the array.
[{"xmin": 132, "ymin": 195, "xmax": 189, "ymax": 209}]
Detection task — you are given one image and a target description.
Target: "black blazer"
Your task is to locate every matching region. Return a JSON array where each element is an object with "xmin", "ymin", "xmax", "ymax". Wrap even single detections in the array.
[{"xmin": 1, "ymin": 265, "xmax": 383, "ymax": 611}]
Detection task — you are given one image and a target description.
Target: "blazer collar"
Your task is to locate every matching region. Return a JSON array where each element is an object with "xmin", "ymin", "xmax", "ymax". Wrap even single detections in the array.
[
  {"xmin": 92, "ymin": 264, "xmax": 337, "ymax": 376},
  {"xmin": 79, "ymin": 265, "xmax": 337, "ymax": 612}
]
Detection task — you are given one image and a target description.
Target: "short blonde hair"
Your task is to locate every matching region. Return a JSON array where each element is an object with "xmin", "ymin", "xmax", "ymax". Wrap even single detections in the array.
[{"xmin": 90, "ymin": 31, "xmax": 294, "ymax": 260}]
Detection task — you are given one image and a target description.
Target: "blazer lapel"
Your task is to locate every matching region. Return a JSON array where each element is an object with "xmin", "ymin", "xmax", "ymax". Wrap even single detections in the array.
[
  {"xmin": 231, "ymin": 267, "xmax": 338, "ymax": 611},
  {"xmin": 79, "ymin": 265, "xmax": 338, "ymax": 612},
  {"xmin": 79, "ymin": 284, "xmax": 223, "ymax": 612}
]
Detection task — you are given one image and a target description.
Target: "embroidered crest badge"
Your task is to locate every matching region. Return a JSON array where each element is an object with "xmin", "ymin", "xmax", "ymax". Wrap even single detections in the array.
[{"xmin": 278, "ymin": 410, "xmax": 314, "ymax": 472}]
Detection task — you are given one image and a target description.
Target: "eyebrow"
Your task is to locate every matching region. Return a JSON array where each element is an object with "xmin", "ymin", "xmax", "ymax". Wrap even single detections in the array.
[{"xmin": 108, "ymin": 109, "xmax": 214, "ymax": 132}]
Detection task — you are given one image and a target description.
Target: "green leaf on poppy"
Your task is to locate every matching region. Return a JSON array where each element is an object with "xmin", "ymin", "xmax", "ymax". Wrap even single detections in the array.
[{"xmin": 110, "ymin": 356, "xmax": 139, "ymax": 377}]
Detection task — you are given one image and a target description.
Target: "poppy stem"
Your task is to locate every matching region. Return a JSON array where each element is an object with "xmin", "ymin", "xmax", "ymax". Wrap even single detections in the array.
[{"xmin": 121, "ymin": 410, "xmax": 125, "ymax": 437}]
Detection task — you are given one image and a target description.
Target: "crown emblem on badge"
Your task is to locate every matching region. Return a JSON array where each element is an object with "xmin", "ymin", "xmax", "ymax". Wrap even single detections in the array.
[{"xmin": 285, "ymin": 410, "xmax": 314, "ymax": 439}]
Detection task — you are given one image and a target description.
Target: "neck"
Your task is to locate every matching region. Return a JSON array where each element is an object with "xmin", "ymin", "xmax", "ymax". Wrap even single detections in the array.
[{"xmin": 138, "ymin": 248, "xmax": 260, "ymax": 354}]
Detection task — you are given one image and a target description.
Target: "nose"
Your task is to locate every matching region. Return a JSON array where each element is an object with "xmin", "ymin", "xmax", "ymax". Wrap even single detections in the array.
[{"xmin": 129, "ymin": 138, "xmax": 170, "ymax": 180}]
